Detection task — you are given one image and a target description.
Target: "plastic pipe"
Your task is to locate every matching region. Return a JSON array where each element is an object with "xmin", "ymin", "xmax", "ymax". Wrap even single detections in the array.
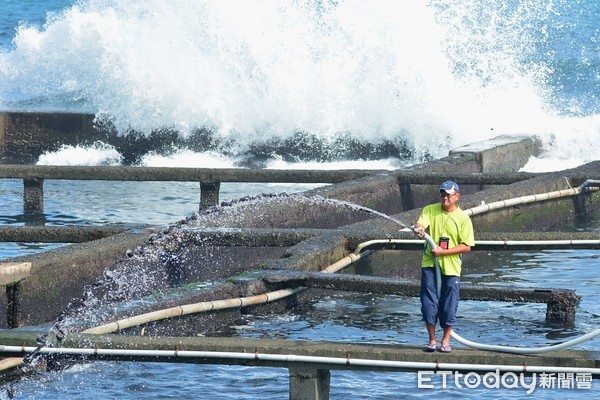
[
  {"xmin": 83, "ymin": 287, "xmax": 305, "ymax": 335},
  {"xmin": 320, "ymin": 250, "xmax": 372, "ymax": 274},
  {"xmin": 473, "ymin": 239, "xmax": 600, "ymax": 246},
  {"xmin": 450, "ymin": 328, "xmax": 600, "ymax": 354},
  {"xmin": 354, "ymin": 238, "xmax": 600, "ymax": 248},
  {"xmin": 86, "ymin": 248, "xmax": 371, "ymax": 334},
  {"xmin": 0, "ymin": 344, "xmax": 597, "ymax": 375},
  {"xmin": 465, "ymin": 179, "xmax": 599, "ymax": 217}
]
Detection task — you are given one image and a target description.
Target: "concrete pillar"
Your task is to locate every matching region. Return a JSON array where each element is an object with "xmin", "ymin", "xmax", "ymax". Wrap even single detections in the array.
[
  {"xmin": 289, "ymin": 367, "xmax": 330, "ymax": 400},
  {"xmin": 6, "ymin": 283, "xmax": 20, "ymax": 328},
  {"xmin": 200, "ymin": 182, "xmax": 220, "ymax": 210},
  {"xmin": 23, "ymin": 178, "xmax": 44, "ymax": 214},
  {"xmin": 1, "ymin": 262, "xmax": 32, "ymax": 328},
  {"xmin": 546, "ymin": 297, "xmax": 578, "ymax": 323}
]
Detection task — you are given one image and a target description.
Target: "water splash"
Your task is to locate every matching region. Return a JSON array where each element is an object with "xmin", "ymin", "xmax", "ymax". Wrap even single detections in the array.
[
  {"xmin": 312, "ymin": 196, "xmax": 411, "ymax": 229},
  {"xmin": 37, "ymin": 141, "xmax": 123, "ymax": 166},
  {"xmin": 188, "ymin": 192, "xmax": 412, "ymax": 230},
  {"xmin": 50, "ymin": 193, "xmax": 409, "ymax": 337},
  {"xmin": 0, "ymin": 0, "xmax": 597, "ymax": 166}
]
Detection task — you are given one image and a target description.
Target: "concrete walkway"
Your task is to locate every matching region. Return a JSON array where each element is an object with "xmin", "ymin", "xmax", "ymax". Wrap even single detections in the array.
[{"xmin": 0, "ymin": 331, "xmax": 597, "ymax": 373}]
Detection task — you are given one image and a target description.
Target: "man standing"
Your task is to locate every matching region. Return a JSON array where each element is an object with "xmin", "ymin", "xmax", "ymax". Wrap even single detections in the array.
[{"xmin": 413, "ymin": 181, "xmax": 474, "ymax": 353}]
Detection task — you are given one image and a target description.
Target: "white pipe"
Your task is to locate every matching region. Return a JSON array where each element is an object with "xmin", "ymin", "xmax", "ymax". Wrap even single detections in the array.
[
  {"xmin": 354, "ymin": 239, "xmax": 422, "ymax": 253},
  {"xmin": 1, "ymin": 345, "xmax": 597, "ymax": 375},
  {"xmin": 320, "ymin": 250, "xmax": 372, "ymax": 274},
  {"xmin": 451, "ymin": 328, "xmax": 600, "ymax": 354},
  {"xmin": 465, "ymin": 179, "xmax": 599, "ymax": 217},
  {"xmin": 83, "ymin": 287, "xmax": 305, "ymax": 335},
  {"xmin": 473, "ymin": 239, "xmax": 600, "ymax": 246},
  {"xmin": 355, "ymin": 238, "xmax": 600, "ymax": 248},
  {"xmin": 0, "ymin": 287, "xmax": 308, "ymax": 371}
]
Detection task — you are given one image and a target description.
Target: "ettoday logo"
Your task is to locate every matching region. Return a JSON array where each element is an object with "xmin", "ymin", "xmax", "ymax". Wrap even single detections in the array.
[{"xmin": 418, "ymin": 370, "xmax": 593, "ymax": 394}]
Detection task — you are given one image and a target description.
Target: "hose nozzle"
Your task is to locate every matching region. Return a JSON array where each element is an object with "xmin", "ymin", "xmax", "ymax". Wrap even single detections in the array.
[{"xmin": 411, "ymin": 225, "xmax": 424, "ymax": 236}]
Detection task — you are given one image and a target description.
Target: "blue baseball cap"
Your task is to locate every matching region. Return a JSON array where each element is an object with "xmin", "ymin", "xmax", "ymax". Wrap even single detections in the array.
[{"xmin": 439, "ymin": 180, "xmax": 460, "ymax": 195}]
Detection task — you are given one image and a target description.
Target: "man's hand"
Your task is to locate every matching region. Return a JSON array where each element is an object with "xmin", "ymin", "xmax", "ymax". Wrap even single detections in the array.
[
  {"xmin": 412, "ymin": 225, "xmax": 425, "ymax": 238},
  {"xmin": 430, "ymin": 247, "xmax": 446, "ymax": 257}
]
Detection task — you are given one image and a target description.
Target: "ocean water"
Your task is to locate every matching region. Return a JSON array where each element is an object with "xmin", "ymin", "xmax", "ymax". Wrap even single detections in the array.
[
  {"xmin": 0, "ymin": 0, "xmax": 598, "ymax": 399},
  {"xmin": 2, "ymin": 243, "xmax": 599, "ymax": 399}
]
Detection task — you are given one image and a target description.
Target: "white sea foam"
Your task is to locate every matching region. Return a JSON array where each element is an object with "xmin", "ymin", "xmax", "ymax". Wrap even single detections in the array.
[
  {"xmin": 36, "ymin": 142, "xmax": 122, "ymax": 166},
  {"xmin": 265, "ymin": 156, "xmax": 402, "ymax": 171},
  {"xmin": 138, "ymin": 149, "xmax": 234, "ymax": 168}
]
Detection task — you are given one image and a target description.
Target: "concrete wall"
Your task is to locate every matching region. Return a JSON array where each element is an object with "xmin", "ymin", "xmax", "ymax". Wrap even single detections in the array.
[
  {"xmin": 0, "ymin": 112, "xmax": 97, "ymax": 164},
  {"xmin": 309, "ymin": 135, "xmax": 542, "ymax": 217},
  {"xmin": 0, "ymin": 111, "xmax": 539, "ymax": 170},
  {"xmin": 0, "ymin": 112, "xmax": 187, "ymax": 165}
]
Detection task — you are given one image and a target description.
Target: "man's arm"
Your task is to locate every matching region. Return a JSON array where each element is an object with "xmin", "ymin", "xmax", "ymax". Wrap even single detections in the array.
[{"xmin": 431, "ymin": 243, "xmax": 471, "ymax": 257}]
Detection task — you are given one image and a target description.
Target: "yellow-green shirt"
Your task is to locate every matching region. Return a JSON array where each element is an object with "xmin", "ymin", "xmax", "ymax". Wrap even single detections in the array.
[{"xmin": 417, "ymin": 203, "xmax": 475, "ymax": 276}]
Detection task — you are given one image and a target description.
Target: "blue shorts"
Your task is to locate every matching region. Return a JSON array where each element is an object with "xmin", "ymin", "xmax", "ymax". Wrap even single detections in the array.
[{"xmin": 420, "ymin": 267, "xmax": 460, "ymax": 328}]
